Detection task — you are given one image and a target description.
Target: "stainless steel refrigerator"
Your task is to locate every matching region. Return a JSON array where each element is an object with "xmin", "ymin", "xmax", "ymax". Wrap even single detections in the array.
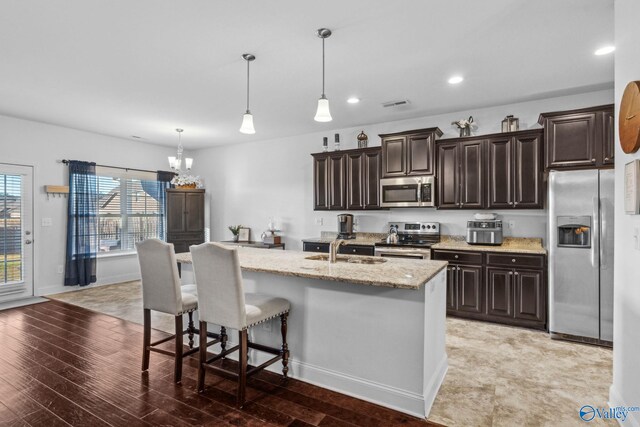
[{"xmin": 549, "ymin": 169, "xmax": 614, "ymax": 344}]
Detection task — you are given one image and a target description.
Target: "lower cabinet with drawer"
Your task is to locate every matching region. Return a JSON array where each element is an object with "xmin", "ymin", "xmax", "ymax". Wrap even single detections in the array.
[
  {"xmin": 433, "ymin": 249, "xmax": 547, "ymax": 330},
  {"xmin": 302, "ymin": 242, "xmax": 375, "ymax": 256}
]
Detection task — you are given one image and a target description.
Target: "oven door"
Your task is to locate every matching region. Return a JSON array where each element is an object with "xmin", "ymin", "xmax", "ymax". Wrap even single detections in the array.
[
  {"xmin": 380, "ymin": 177, "xmax": 421, "ymax": 208},
  {"xmin": 374, "ymin": 246, "xmax": 431, "ymax": 260}
]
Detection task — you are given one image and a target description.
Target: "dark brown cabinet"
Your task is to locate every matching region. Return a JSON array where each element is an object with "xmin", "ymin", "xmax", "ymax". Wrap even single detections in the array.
[
  {"xmin": 457, "ymin": 265, "xmax": 483, "ymax": 314},
  {"xmin": 435, "ymin": 250, "xmax": 484, "ymax": 315},
  {"xmin": 380, "ymin": 128, "xmax": 442, "ymax": 178},
  {"xmin": 346, "ymin": 149, "xmax": 381, "ymax": 210},
  {"xmin": 602, "ymin": 109, "xmax": 615, "ymax": 166},
  {"xmin": 436, "ymin": 138, "xmax": 486, "ymax": 209},
  {"xmin": 328, "ymin": 154, "xmax": 346, "ymax": 210},
  {"xmin": 313, "ymin": 147, "xmax": 382, "ymax": 211},
  {"xmin": 433, "ymin": 249, "xmax": 547, "ymax": 330},
  {"xmin": 488, "ymin": 129, "xmax": 543, "ymax": 209},
  {"xmin": 538, "ymin": 104, "xmax": 614, "ymax": 170},
  {"xmin": 313, "ymin": 155, "xmax": 329, "ymax": 210},
  {"xmin": 166, "ymin": 188, "xmax": 205, "ymax": 254}
]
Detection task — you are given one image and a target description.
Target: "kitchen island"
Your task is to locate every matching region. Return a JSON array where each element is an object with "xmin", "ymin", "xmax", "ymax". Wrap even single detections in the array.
[{"xmin": 176, "ymin": 247, "xmax": 448, "ymax": 418}]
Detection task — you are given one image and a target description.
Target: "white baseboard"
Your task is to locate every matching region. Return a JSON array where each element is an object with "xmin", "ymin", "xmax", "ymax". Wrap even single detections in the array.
[
  {"xmin": 423, "ymin": 354, "xmax": 449, "ymax": 416},
  {"xmin": 284, "ymin": 359, "xmax": 428, "ymax": 418},
  {"xmin": 36, "ymin": 272, "xmax": 140, "ymax": 296},
  {"xmin": 609, "ymin": 384, "xmax": 640, "ymax": 427}
]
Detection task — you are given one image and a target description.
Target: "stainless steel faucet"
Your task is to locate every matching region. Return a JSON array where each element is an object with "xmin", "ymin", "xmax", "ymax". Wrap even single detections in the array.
[{"xmin": 329, "ymin": 239, "xmax": 346, "ymax": 263}]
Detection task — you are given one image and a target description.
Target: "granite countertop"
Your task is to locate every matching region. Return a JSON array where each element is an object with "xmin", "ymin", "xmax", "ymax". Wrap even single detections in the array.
[
  {"xmin": 302, "ymin": 232, "xmax": 385, "ymax": 247},
  {"xmin": 175, "ymin": 246, "xmax": 447, "ymax": 290},
  {"xmin": 431, "ymin": 236, "xmax": 547, "ymax": 255}
]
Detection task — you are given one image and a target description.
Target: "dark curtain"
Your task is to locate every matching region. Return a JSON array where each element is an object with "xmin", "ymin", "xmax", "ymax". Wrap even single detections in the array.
[
  {"xmin": 65, "ymin": 161, "xmax": 98, "ymax": 286},
  {"xmin": 140, "ymin": 171, "xmax": 174, "ymax": 241}
]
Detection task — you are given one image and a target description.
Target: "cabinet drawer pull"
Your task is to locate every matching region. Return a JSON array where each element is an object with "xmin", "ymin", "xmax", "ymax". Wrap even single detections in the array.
[
  {"xmin": 316, "ymin": 246, "xmax": 320, "ymax": 250},
  {"xmin": 514, "ymin": 272, "xmax": 519, "ymax": 276},
  {"xmin": 509, "ymin": 271, "xmax": 513, "ymax": 275},
  {"xmin": 352, "ymin": 249, "xmax": 357, "ymax": 253},
  {"xmin": 605, "ymin": 157, "xmax": 610, "ymax": 161},
  {"xmin": 512, "ymin": 258, "xmax": 516, "ymax": 263},
  {"xmin": 591, "ymin": 158, "xmax": 596, "ymax": 162},
  {"xmin": 509, "ymin": 202, "xmax": 514, "ymax": 205},
  {"xmin": 454, "ymin": 255, "xmax": 459, "ymax": 259}
]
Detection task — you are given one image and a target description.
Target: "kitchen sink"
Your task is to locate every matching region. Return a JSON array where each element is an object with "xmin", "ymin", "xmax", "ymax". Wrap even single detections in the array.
[{"xmin": 304, "ymin": 254, "xmax": 387, "ymax": 264}]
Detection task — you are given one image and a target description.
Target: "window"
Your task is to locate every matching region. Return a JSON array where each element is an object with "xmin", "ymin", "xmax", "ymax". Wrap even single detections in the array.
[
  {"xmin": 1, "ymin": 174, "xmax": 22, "ymax": 284},
  {"xmin": 97, "ymin": 168, "xmax": 166, "ymax": 253}
]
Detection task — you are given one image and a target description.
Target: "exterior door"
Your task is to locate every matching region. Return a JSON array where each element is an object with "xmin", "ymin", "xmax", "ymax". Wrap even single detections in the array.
[{"xmin": 0, "ymin": 164, "xmax": 33, "ymax": 303}]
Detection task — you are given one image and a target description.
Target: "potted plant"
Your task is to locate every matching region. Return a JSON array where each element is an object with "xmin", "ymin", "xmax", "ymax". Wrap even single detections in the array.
[{"xmin": 228, "ymin": 225, "xmax": 242, "ymax": 242}]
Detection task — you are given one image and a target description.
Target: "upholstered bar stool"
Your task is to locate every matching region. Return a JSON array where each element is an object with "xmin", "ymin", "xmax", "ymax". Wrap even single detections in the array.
[
  {"xmin": 190, "ymin": 242, "xmax": 290, "ymax": 408},
  {"xmin": 136, "ymin": 239, "xmax": 211, "ymax": 383}
]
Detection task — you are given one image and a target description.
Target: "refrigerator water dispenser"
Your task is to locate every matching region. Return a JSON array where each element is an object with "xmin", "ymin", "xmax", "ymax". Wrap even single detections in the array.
[{"xmin": 557, "ymin": 216, "xmax": 591, "ymax": 248}]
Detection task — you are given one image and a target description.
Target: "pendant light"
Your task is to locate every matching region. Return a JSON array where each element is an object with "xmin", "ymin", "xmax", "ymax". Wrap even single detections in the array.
[
  {"xmin": 168, "ymin": 128, "xmax": 193, "ymax": 172},
  {"xmin": 239, "ymin": 53, "xmax": 256, "ymax": 134},
  {"xmin": 314, "ymin": 28, "xmax": 333, "ymax": 122}
]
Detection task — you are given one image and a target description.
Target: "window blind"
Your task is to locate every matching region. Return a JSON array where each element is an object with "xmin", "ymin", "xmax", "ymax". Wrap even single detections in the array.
[{"xmin": 0, "ymin": 174, "xmax": 22, "ymax": 284}]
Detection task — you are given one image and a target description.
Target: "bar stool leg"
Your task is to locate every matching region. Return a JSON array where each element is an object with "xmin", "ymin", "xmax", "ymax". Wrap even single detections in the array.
[
  {"xmin": 174, "ymin": 314, "xmax": 184, "ymax": 383},
  {"xmin": 198, "ymin": 321, "xmax": 207, "ymax": 392},
  {"xmin": 280, "ymin": 313, "xmax": 289, "ymax": 379},
  {"xmin": 142, "ymin": 309, "xmax": 151, "ymax": 371},
  {"xmin": 187, "ymin": 311, "xmax": 195, "ymax": 349},
  {"xmin": 220, "ymin": 326, "xmax": 227, "ymax": 357},
  {"xmin": 237, "ymin": 329, "xmax": 248, "ymax": 408}
]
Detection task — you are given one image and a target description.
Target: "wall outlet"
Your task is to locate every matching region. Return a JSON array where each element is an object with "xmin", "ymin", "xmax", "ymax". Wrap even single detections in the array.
[
  {"xmin": 507, "ymin": 221, "xmax": 515, "ymax": 230},
  {"xmin": 315, "ymin": 218, "xmax": 323, "ymax": 226},
  {"xmin": 635, "ymin": 228, "xmax": 640, "ymax": 251},
  {"xmin": 57, "ymin": 265, "xmax": 63, "ymax": 274},
  {"xmin": 41, "ymin": 217, "xmax": 52, "ymax": 227}
]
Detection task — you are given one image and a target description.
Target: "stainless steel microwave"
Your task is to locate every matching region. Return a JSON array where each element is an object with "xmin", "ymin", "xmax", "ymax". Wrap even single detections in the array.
[{"xmin": 380, "ymin": 176, "xmax": 435, "ymax": 208}]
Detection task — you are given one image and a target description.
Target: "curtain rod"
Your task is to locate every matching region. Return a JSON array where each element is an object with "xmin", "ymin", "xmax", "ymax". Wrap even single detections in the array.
[{"xmin": 59, "ymin": 159, "xmax": 175, "ymax": 175}]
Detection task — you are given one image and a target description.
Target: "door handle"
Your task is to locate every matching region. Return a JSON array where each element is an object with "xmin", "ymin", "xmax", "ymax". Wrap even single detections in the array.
[{"xmin": 25, "ymin": 240, "xmax": 32, "ymax": 245}]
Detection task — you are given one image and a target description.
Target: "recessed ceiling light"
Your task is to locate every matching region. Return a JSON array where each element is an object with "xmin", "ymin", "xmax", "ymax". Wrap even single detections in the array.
[
  {"xmin": 448, "ymin": 75, "xmax": 464, "ymax": 85},
  {"xmin": 594, "ymin": 46, "xmax": 615, "ymax": 56},
  {"xmin": 347, "ymin": 97, "xmax": 360, "ymax": 104}
]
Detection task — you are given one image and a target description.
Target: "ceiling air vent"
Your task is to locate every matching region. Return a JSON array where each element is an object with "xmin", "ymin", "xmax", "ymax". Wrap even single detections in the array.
[{"xmin": 382, "ymin": 99, "xmax": 410, "ymax": 108}]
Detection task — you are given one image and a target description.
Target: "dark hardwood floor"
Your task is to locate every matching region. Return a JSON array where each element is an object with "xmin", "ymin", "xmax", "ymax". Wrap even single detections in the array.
[{"xmin": 0, "ymin": 300, "xmax": 442, "ymax": 426}]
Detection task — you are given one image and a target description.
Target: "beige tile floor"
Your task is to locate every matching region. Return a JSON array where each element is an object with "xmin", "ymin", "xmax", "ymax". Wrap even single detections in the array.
[{"xmin": 48, "ymin": 281, "xmax": 615, "ymax": 426}]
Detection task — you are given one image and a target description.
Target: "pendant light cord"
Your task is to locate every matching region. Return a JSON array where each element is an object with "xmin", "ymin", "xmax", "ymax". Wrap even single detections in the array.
[
  {"xmin": 321, "ymin": 37, "xmax": 325, "ymax": 96},
  {"xmin": 246, "ymin": 59, "xmax": 251, "ymax": 112}
]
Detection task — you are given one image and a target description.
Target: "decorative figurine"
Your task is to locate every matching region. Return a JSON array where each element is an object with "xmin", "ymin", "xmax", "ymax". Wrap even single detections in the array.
[{"xmin": 452, "ymin": 116, "xmax": 474, "ymax": 137}]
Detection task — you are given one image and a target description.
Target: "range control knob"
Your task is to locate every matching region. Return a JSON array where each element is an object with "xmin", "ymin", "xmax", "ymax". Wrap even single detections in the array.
[{"xmin": 422, "ymin": 225, "xmax": 426, "ymax": 229}]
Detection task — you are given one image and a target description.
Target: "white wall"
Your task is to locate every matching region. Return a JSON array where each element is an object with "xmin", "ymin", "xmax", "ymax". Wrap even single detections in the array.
[
  {"xmin": 192, "ymin": 89, "xmax": 613, "ymax": 249},
  {"xmin": 610, "ymin": 1, "xmax": 640, "ymax": 424},
  {"xmin": 0, "ymin": 114, "xmax": 177, "ymax": 296}
]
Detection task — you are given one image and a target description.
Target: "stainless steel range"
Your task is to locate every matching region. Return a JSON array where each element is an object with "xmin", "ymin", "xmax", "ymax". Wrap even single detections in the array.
[{"xmin": 374, "ymin": 221, "xmax": 440, "ymax": 260}]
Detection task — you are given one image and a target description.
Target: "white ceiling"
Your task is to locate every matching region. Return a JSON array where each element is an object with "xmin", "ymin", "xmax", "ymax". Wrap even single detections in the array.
[{"xmin": 0, "ymin": 0, "xmax": 614, "ymax": 149}]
